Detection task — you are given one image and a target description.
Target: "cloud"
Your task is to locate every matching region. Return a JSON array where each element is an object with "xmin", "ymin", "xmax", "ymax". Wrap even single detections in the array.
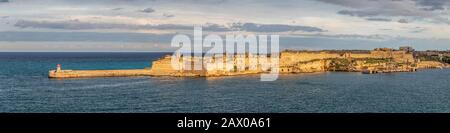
[
  {"xmin": 294, "ymin": 33, "xmax": 392, "ymax": 40},
  {"xmin": 0, "ymin": 0, "xmax": 8, "ymax": 3},
  {"xmin": 163, "ymin": 13, "xmax": 174, "ymax": 18},
  {"xmin": 336, "ymin": 7, "xmax": 430, "ymax": 18},
  {"xmin": 366, "ymin": 18, "xmax": 392, "ymax": 22},
  {"xmin": 139, "ymin": 8, "xmax": 155, "ymax": 13},
  {"xmin": 337, "ymin": 10, "xmax": 379, "ymax": 17},
  {"xmin": 231, "ymin": 22, "xmax": 325, "ymax": 32},
  {"xmin": 201, "ymin": 23, "xmax": 231, "ymax": 32},
  {"xmin": 0, "ymin": 31, "xmax": 174, "ymax": 43},
  {"xmin": 13, "ymin": 19, "xmax": 231, "ymax": 32},
  {"xmin": 410, "ymin": 27, "xmax": 426, "ymax": 33},
  {"xmin": 316, "ymin": 0, "xmax": 450, "ymax": 24},
  {"xmin": 398, "ymin": 19, "xmax": 409, "ymax": 23},
  {"xmin": 413, "ymin": 0, "xmax": 450, "ymax": 11},
  {"xmin": 111, "ymin": 7, "xmax": 123, "ymax": 11},
  {"xmin": 315, "ymin": 0, "xmax": 375, "ymax": 8},
  {"xmin": 14, "ymin": 20, "xmax": 325, "ymax": 33},
  {"xmin": 14, "ymin": 19, "xmax": 191, "ymax": 30}
]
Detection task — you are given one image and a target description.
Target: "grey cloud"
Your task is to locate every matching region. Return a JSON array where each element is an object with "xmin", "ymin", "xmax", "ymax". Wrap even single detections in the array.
[
  {"xmin": 112, "ymin": 7, "xmax": 123, "ymax": 11},
  {"xmin": 338, "ymin": 10, "xmax": 380, "ymax": 17},
  {"xmin": 366, "ymin": 18, "xmax": 392, "ymax": 22},
  {"xmin": 13, "ymin": 20, "xmax": 230, "ymax": 32},
  {"xmin": 203, "ymin": 0, "xmax": 228, "ymax": 4},
  {"xmin": 14, "ymin": 20, "xmax": 325, "ymax": 33},
  {"xmin": 316, "ymin": 0, "xmax": 450, "ymax": 24},
  {"xmin": 337, "ymin": 8, "xmax": 430, "ymax": 18},
  {"xmin": 0, "ymin": 0, "xmax": 8, "ymax": 3},
  {"xmin": 410, "ymin": 27, "xmax": 426, "ymax": 33},
  {"xmin": 145, "ymin": 24, "xmax": 192, "ymax": 30},
  {"xmin": 163, "ymin": 13, "xmax": 174, "ymax": 18},
  {"xmin": 315, "ymin": 0, "xmax": 373, "ymax": 8},
  {"xmin": 139, "ymin": 8, "xmax": 155, "ymax": 13},
  {"xmin": 301, "ymin": 33, "xmax": 392, "ymax": 40},
  {"xmin": 316, "ymin": 0, "xmax": 449, "ymax": 10},
  {"xmin": 16, "ymin": 0, "xmax": 226, "ymax": 6},
  {"xmin": 44, "ymin": 0, "xmax": 155, "ymax": 6},
  {"xmin": 0, "ymin": 31, "xmax": 173, "ymax": 43},
  {"xmin": 232, "ymin": 23, "xmax": 325, "ymax": 32},
  {"xmin": 14, "ymin": 20, "xmax": 192, "ymax": 30},
  {"xmin": 202, "ymin": 23, "xmax": 231, "ymax": 32},
  {"xmin": 414, "ymin": 0, "xmax": 450, "ymax": 11},
  {"xmin": 398, "ymin": 19, "xmax": 409, "ymax": 23},
  {"xmin": 154, "ymin": 0, "xmax": 227, "ymax": 4}
]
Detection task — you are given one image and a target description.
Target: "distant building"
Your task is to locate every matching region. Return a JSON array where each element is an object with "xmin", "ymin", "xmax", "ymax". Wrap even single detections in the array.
[
  {"xmin": 399, "ymin": 46, "xmax": 414, "ymax": 53},
  {"xmin": 374, "ymin": 48, "xmax": 393, "ymax": 51}
]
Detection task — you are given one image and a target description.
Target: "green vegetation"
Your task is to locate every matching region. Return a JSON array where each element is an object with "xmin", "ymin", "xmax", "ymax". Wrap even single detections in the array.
[
  {"xmin": 329, "ymin": 58, "xmax": 352, "ymax": 71},
  {"xmin": 443, "ymin": 57, "xmax": 450, "ymax": 64},
  {"xmin": 418, "ymin": 56, "xmax": 440, "ymax": 62}
]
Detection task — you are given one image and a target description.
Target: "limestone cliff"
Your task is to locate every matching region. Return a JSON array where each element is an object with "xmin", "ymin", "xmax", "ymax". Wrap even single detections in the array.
[{"xmin": 149, "ymin": 47, "xmax": 425, "ymax": 76}]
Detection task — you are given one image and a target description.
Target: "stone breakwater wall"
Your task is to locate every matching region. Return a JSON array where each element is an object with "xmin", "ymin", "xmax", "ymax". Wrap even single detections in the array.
[{"xmin": 49, "ymin": 69, "xmax": 153, "ymax": 78}]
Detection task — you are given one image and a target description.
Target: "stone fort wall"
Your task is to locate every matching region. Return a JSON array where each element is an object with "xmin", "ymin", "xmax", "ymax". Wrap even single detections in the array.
[
  {"xmin": 150, "ymin": 49, "xmax": 415, "ymax": 75},
  {"xmin": 280, "ymin": 50, "xmax": 414, "ymax": 67}
]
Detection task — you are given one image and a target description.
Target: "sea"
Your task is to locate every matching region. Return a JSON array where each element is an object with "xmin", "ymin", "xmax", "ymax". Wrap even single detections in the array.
[{"xmin": 0, "ymin": 52, "xmax": 449, "ymax": 113}]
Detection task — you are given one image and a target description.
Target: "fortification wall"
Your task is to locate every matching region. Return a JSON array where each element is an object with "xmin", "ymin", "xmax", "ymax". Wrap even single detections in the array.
[
  {"xmin": 417, "ymin": 61, "xmax": 447, "ymax": 68},
  {"xmin": 280, "ymin": 52, "xmax": 341, "ymax": 66},
  {"xmin": 293, "ymin": 60, "xmax": 328, "ymax": 73},
  {"xmin": 369, "ymin": 51, "xmax": 413, "ymax": 63},
  {"xmin": 392, "ymin": 51, "xmax": 414, "ymax": 63},
  {"xmin": 347, "ymin": 53, "xmax": 373, "ymax": 59},
  {"xmin": 149, "ymin": 49, "xmax": 416, "ymax": 76},
  {"xmin": 149, "ymin": 55, "xmax": 179, "ymax": 75}
]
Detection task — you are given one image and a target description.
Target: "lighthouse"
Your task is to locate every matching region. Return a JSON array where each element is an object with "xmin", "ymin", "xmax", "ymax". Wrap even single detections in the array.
[{"xmin": 56, "ymin": 64, "xmax": 61, "ymax": 72}]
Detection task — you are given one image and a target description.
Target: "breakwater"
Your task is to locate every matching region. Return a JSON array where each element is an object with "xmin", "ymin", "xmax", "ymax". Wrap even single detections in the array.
[{"xmin": 49, "ymin": 69, "xmax": 152, "ymax": 78}]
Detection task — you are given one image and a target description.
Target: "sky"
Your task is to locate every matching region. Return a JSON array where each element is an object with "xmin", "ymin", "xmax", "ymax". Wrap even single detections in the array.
[{"xmin": 0, "ymin": 0, "xmax": 449, "ymax": 52}]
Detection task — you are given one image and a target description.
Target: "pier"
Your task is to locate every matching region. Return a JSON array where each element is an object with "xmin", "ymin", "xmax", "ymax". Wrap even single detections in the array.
[
  {"xmin": 49, "ymin": 69, "xmax": 153, "ymax": 78},
  {"xmin": 48, "ymin": 64, "xmax": 153, "ymax": 78}
]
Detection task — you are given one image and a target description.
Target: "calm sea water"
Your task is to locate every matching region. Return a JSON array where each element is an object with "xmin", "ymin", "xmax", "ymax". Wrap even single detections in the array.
[{"xmin": 0, "ymin": 52, "xmax": 449, "ymax": 113}]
